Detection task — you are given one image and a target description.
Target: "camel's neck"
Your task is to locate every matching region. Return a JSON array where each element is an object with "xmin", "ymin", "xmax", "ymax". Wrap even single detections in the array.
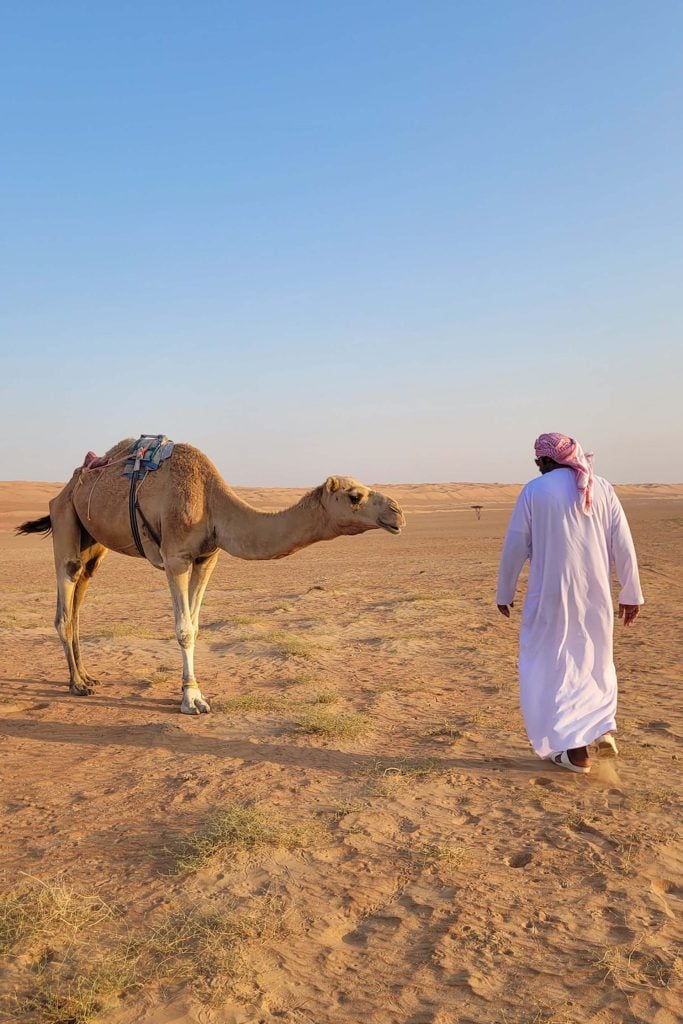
[{"xmin": 210, "ymin": 480, "xmax": 336, "ymax": 560}]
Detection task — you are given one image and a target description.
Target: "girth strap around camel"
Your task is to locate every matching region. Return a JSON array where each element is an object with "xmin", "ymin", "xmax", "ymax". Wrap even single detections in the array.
[
  {"xmin": 125, "ymin": 435, "xmax": 174, "ymax": 557},
  {"xmin": 83, "ymin": 434, "xmax": 174, "ymax": 559}
]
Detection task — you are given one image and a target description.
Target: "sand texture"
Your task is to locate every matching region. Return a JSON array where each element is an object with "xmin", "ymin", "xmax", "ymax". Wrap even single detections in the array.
[{"xmin": 0, "ymin": 480, "xmax": 681, "ymax": 1024}]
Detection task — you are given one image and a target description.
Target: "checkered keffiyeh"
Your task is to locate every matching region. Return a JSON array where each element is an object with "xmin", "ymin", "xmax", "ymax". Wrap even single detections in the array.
[{"xmin": 534, "ymin": 432, "xmax": 594, "ymax": 515}]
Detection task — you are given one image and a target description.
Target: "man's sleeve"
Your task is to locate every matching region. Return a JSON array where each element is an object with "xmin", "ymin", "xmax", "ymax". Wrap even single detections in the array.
[
  {"xmin": 496, "ymin": 488, "xmax": 531, "ymax": 606},
  {"xmin": 609, "ymin": 486, "xmax": 644, "ymax": 605}
]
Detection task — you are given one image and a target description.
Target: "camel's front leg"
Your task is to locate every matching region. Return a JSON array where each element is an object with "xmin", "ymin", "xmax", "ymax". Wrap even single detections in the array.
[
  {"xmin": 165, "ymin": 557, "xmax": 211, "ymax": 715},
  {"xmin": 189, "ymin": 551, "xmax": 219, "ymax": 638}
]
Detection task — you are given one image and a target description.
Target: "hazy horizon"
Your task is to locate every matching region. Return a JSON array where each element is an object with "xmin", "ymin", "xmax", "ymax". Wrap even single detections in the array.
[
  {"xmin": 2, "ymin": 464, "xmax": 680, "ymax": 489},
  {"xmin": 2, "ymin": 3, "xmax": 682, "ymax": 485}
]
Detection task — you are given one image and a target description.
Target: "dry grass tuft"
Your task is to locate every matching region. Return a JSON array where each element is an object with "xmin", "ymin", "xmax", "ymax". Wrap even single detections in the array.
[
  {"xmin": 145, "ymin": 667, "xmax": 176, "ymax": 687},
  {"xmin": 294, "ymin": 708, "xmax": 370, "ymax": 740},
  {"xmin": 416, "ymin": 840, "xmax": 469, "ymax": 871},
  {"xmin": 6, "ymin": 888, "xmax": 293, "ymax": 1020},
  {"xmin": 212, "ymin": 692, "xmax": 286, "ymax": 714},
  {"xmin": 266, "ymin": 630, "xmax": 326, "ymax": 659},
  {"xmin": 174, "ymin": 804, "xmax": 328, "ymax": 873},
  {"xmin": 426, "ymin": 720, "xmax": 463, "ymax": 740},
  {"xmin": 564, "ymin": 810, "xmax": 594, "ymax": 832},
  {"xmin": 592, "ymin": 936, "xmax": 683, "ymax": 990},
  {"xmin": 1, "ymin": 878, "xmax": 133, "ymax": 1024},
  {"xmin": 330, "ymin": 798, "xmax": 369, "ymax": 821},
  {"xmin": 500, "ymin": 1005, "xmax": 575, "ymax": 1024},
  {"xmin": 286, "ymin": 670, "xmax": 320, "ymax": 687},
  {"xmin": 14, "ymin": 948, "xmax": 139, "ymax": 1024},
  {"xmin": 364, "ymin": 757, "xmax": 441, "ymax": 795},
  {"xmin": 463, "ymin": 708, "xmax": 505, "ymax": 729},
  {"xmin": 205, "ymin": 615, "xmax": 260, "ymax": 629},
  {"xmin": 396, "ymin": 592, "xmax": 450, "ymax": 604},
  {"xmin": 628, "ymin": 787, "xmax": 676, "ymax": 813},
  {"xmin": 311, "ymin": 689, "xmax": 340, "ymax": 705},
  {"xmin": 139, "ymin": 892, "xmax": 289, "ymax": 1003},
  {"xmin": 0, "ymin": 875, "xmax": 114, "ymax": 956}
]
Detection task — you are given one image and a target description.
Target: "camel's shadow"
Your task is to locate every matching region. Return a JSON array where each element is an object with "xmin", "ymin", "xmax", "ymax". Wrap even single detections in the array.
[
  {"xmin": 2, "ymin": 675, "xmax": 179, "ymax": 713},
  {"xmin": 0, "ymin": 710, "xmax": 547, "ymax": 782}
]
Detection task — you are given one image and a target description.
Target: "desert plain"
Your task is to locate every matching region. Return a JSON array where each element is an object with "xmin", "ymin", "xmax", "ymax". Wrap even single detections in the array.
[{"xmin": 0, "ymin": 478, "xmax": 681, "ymax": 1024}]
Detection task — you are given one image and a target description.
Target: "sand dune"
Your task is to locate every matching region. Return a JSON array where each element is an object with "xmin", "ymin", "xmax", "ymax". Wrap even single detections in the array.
[{"xmin": 0, "ymin": 480, "xmax": 681, "ymax": 1024}]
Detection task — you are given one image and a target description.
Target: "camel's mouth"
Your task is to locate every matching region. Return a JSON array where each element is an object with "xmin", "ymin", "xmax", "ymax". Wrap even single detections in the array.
[{"xmin": 378, "ymin": 520, "xmax": 402, "ymax": 535}]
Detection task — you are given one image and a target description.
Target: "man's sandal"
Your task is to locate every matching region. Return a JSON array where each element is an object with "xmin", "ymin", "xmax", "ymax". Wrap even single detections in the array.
[
  {"xmin": 594, "ymin": 733, "xmax": 619, "ymax": 757},
  {"xmin": 551, "ymin": 750, "xmax": 591, "ymax": 774}
]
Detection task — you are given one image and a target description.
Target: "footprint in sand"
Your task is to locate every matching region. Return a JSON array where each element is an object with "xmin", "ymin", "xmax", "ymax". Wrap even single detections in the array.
[
  {"xmin": 651, "ymin": 877, "xmax": 682, "ymax": 918},
  {"xmin": 505, "ymin": 850, "xmax": 533, "ymax": 868},
  {"xmin": 651, "ymin": 878, "xmax": 682, "ymax": 898},
  {"xmin": 529, "ymin": 776, "xmax": 555, "ymax": 789}
]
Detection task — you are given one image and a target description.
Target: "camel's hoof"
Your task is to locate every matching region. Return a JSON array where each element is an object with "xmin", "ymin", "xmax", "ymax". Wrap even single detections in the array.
[
  {"xmin": 82, "ymin": 675, "xmax": 100, "ymax": 686},
  {"xmin": 70, "ymin": 682, "xmax": 94, "ymax": 696},
  {"xmin": 180, "ymin": 687, "xmax": 211, "ymax": 716}
]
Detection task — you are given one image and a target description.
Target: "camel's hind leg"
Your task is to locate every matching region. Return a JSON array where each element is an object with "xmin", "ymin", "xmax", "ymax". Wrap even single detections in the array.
[
  {"xmin": 71, "ymin": 543, "xmax": 108, "ymax": 686},
  {"xmin": 49, "ymin": 491, "xmax": 92, "ymax": 696}
]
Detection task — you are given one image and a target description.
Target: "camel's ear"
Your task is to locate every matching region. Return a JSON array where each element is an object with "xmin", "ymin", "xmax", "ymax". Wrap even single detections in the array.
[{"xmin": 325, "ymin": 476, "xmax": 341, "ymax": 494}]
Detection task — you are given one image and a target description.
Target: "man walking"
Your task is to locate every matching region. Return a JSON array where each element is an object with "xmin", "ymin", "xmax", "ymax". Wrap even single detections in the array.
[{"xmin": 496, "ymin": 433, "xmax": 643, "ymax": 774}]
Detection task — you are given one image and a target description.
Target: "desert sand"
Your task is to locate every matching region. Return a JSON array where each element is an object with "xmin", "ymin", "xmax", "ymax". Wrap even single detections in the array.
[{"xmin": 0, "ymin": 478, "xmax": 681, "ymax": 1024}]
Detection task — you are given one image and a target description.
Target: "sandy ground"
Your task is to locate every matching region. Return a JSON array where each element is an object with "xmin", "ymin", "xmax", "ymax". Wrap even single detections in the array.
[{"xmin": 0, "ymin": 479, "xmax": 681, "ymax": 1024}]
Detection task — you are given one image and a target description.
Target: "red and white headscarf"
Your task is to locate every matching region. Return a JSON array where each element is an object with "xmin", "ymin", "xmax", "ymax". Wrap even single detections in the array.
[{"xmin": 534, "ymin": 432, "xmax": 594, "ymax": 515}]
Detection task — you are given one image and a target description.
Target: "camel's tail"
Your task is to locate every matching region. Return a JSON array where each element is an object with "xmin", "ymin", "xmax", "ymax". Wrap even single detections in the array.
[{"xmin": 16, "ymin": 514, "xmax": 52, "ymax": 537}]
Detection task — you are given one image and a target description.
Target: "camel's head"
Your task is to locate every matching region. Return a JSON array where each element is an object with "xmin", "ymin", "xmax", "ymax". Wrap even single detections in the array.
[{"xmin": 320, "ymin": 476, "xmax": 405, "ymax": 537}]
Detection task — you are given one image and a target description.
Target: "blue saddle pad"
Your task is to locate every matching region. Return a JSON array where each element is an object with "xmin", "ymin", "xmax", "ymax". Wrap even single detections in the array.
[{"xmin": 123, "ymin": 435, "xmax": 175, "ymax": 481}]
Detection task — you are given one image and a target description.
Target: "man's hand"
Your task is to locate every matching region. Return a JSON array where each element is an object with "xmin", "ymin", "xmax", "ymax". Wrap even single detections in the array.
[
  {"xmin": 618, "ymin": 604, "xmax": 640, "ymax": 627},
  {"xmin": 497, "ymin": 602, "xmax": 514, "ymax": 618}
]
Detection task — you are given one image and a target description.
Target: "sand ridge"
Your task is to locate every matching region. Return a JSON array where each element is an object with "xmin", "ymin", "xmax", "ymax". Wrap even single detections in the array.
[{"xmin": 0, "ymin": 480, "xmax": 681, "ymax": 1023}]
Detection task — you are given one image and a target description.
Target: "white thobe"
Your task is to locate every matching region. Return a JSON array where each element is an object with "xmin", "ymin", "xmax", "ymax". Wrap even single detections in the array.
[{"xmin": 496, "ymin": 469, "xmax": 643, "ymax": 758}]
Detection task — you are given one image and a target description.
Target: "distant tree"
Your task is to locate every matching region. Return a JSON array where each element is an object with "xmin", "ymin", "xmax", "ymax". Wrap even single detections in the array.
[{"xmin": 472, "ymin": 504, "xmax": 483, "ymax": 520}]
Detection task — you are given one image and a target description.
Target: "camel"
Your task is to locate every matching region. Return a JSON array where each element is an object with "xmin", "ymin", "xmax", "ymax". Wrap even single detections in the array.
[{"xmin": 17, "ymin": 439, "xmax": 405, "ymax": 714}]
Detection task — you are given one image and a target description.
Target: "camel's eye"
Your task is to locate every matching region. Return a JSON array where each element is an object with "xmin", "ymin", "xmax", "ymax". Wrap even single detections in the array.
[{"xmin": 349, "ymin": 492, "xmax": 362, "ymax": 505}]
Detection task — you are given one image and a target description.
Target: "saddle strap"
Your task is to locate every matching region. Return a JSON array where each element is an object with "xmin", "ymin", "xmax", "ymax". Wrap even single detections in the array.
[
  {"xmin": 128, "ymin": 471, "xmax": 163, "ymax": 561},
  {"xmin": 128, "ymin": 470, "xmax": 147, "ymax": 558}
]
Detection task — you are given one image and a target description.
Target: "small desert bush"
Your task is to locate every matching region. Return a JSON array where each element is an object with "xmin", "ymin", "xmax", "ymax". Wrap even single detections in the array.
[
  {"xmin": 139, "ymin": 894, "xmax": 289, "ymax": 1002},
  {"xmin": 295, "ymin": 708, "xmax": 370, "ymax": 740},
  {"xmin": 0, "ymin": 876, "xmax": 114, "ymax": 956},
  {"xmin": 1, "ymin": 877, "xmax": 131, "ymax": 1024},
  {"xmin": 174, "ymin": 803, "xmax": 328, "ymax": 873},
  {"xmin": 14, "ymin": 948, "xmax": 139, "ymax": 1024},
  {"xmin": 2, "ymin": 876, "xmax": 296, "ymax": 1021}
]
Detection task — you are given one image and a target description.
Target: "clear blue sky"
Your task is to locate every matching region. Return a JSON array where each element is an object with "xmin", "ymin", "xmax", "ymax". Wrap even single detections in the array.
[{"xmin": 2, "ymin": 1, "xmax": 681, "ymax": 484}]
